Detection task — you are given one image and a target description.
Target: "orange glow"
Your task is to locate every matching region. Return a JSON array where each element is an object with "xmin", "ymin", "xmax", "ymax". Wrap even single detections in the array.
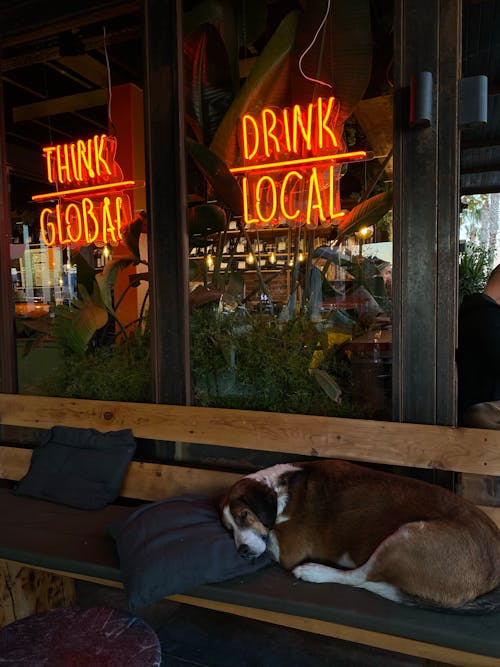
[
  {"xmin": 262, "ymin": 108, "xmax": 280, "ymax": 158},
  {"xmin": 42, "ymin": 134, "xmax": 116, "ymax": 185},
  {"xmin": 39, "ymin": 195, "xmax": 129, "ymax": 248},
  {"xmin": 255, "ymin": 176, "xmax": 277, "ymax": 223},
  {"xmin": 235, "ymin": 98, "xmax": 372, "ymax": 229},
  {"xmin": 242, "ymin": 114, "xmax": 260, "ymax": 160},
  {"xmin": 306, "ymin": 168, "xmax": 325, "ymax": 222},
  {"xmin": 280, "ymin": 171, "xmax": 303, "ymax": 220},
  {"xmin": 239, "ymin": 97, "xmax": 343, "ymax": 164},
  {"xmin": 241, "ymin": 166, "xmax": 348, "ymax": 227},
  {"xmin": 32, "ymin": 181, "xmax": 139, "ymax": 202},
  {"xmin": 317, "ymin": 96, "xmax": 338, "ymax": 149},
  {"xmin": 230, "ymin": 151, "xmax": 369, "ymax": 175},
  {"xmin": 34, "ymin": 134, "xmax": 137, "ymax": 247},
  {"xmin": 293, "ymin": 102, "xmax": 313, "ymax": 152}
]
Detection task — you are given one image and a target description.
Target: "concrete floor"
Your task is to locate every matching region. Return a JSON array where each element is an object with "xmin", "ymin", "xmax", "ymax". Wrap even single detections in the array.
[{"xmin": 75, "ymin": 581, "xmax": 433, "ymax": 667}]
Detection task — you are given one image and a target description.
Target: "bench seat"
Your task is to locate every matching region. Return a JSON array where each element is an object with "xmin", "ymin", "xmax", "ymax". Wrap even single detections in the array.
[{"xmin": 1, "ymin": 488, "xmax": 500, "ymax": 663}]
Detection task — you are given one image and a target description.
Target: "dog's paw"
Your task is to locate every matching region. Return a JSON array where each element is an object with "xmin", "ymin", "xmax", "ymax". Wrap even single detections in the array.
[{"xmin": 292, "ymin": 563, "xmax": 333, "ymax": 583}]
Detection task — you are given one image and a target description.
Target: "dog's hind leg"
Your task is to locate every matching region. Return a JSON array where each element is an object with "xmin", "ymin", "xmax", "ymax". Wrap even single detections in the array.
[
  {"xmin": 292, "ymin": 558, "xmax": 404, "ymax": 603},
  {"xmin": 292, "ymin": 522, "xmax": 435, "ymax": 604}
]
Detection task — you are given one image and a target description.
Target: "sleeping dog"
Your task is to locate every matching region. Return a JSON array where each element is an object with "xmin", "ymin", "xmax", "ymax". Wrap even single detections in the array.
[{"xmin": 220, "ymin": 460, "xmax": 500, "ymax": 612}]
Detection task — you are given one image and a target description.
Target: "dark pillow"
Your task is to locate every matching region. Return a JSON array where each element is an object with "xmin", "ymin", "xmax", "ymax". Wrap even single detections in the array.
[
  {"xmin": 15, "ymin": 425, "xmax": 136, "ymax": 510},
  {"xmin": 108, "ymin": 494, "xmax": 272, "ymax": 609}
]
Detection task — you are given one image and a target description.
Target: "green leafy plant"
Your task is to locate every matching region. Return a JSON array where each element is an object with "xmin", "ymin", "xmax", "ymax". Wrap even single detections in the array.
[{"xmin": 459, "ymin": 243, "xmax": 494, "ymax": 303}]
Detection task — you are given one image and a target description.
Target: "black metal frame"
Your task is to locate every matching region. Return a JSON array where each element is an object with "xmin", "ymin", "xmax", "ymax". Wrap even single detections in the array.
[{"xmin": 0, "ymin": 0, "xmax": 463, "ymax": 424}]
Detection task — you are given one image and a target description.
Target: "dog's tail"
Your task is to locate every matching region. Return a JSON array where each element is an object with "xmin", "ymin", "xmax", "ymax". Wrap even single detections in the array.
[{"xmin": 401, "ymin": 586, "xmax": 500, "ymax": 615}]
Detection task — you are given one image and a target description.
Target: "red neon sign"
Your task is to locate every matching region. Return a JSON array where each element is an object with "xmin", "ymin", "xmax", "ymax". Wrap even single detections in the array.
[
  {"xmin": 231, "ymin": 97, "xmax": 372, "ymax": 228},
  {"xmin": 32, "ymin": 134, "xmax": 141, "ymax": 247}
]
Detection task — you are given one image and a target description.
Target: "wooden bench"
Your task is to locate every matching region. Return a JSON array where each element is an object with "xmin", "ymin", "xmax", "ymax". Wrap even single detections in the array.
[{"xmin": 1, "ymin": 391, "xmax": 500, "ymax": 667}]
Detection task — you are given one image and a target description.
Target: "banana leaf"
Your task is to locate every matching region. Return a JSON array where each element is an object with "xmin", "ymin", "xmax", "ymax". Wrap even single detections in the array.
[
  {"xmin": 53, "ymin": 284, "xmax": 108, "ymax": 355},
  {"xmin": 96, "ymin": 258, "xmax": 136, "ymax": 313},
  {"xmin": 184, "ymin": 24, "xmax": 234, "ymax": 144},
  {"xmin": 310, "ymin": 368, "xmax": 342, "ymax": 403},
  {"xmin": 184, "ymin": 0, "xmax": 268, "ymax": 94},
  {"xmin": 335, "ymin": 190, "xmax": 392, "ymax": 242},
  {"xmin": 122, "ymin": 212, "xmax": 145, "ymax": 261},
  {"xmin": 210, "ymin": 10, "xmax": 301, "ymax": 166},
  {"xmin": 186, "ymin": 137, "xmax": 243, "ymax": 215},
  {"xmin": 189, "ymin": 203, "xmax": 227, "ymax": 238},
  {"xmin": 292, "ymin": 0, "xmax": 372, "ymax": 127}
]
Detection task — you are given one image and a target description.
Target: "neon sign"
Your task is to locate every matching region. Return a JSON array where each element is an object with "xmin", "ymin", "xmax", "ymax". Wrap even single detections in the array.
[
  {"xmin": 230, "ymin": 97, "xmax": 371, "ymax": 228},
  {"xmin": 32, "ymin": 134, "xmax": 141, "ymax": 247}
]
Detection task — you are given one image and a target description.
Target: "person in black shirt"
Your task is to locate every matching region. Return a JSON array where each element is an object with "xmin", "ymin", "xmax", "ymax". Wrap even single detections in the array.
[{"xmin": 457, "ymin": 264, "xmax": 500, "ymax": 426}]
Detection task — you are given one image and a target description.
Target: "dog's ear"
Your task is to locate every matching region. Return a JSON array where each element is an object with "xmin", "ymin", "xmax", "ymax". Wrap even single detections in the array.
[{"xmin": 241, "ymin": 481, "xmax": 277, "ymax": 529}]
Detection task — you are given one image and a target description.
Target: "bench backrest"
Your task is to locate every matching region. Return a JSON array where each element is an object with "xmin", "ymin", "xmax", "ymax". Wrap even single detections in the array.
[{"xmin": 1, "ymin": 393, "xmax": 500, "ymax": 526}]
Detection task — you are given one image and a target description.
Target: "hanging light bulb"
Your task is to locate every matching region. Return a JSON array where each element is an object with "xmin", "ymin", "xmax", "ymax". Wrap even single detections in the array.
[
  {"xmin": 298, "ymin": 251, "xmax": 305, "ymax": 262},
  {"xmin": 206, "ymin": 254, "xmax": 214, "ymax": 270},
  {"xmin": 269, "ymin": 251, "xmax": 277, "ymax": 265},
  {"xmin": 246, "ymin": 252, "xmax": 255, "ymax": 265}
]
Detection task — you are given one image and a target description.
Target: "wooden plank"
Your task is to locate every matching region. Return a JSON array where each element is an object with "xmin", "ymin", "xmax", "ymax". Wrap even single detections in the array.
[
  {"xmin": 0, "ymin": 446, "xmax": 241, "ymax": 501},
  {"xmin": 478, "ymin": 505, "xmax": 500, "ymax": 528},
  {"xmin": 1, "ymin": 445, "xmax": 500, "ymax": 528},
  {"xmin": 120, "ymin": 462, "xmax": 241, "ymax": 501},
  {"xmin": 13, "ymin": 89, "xmax": 107, "ymax": 122},
  {"xmin": 170, "ymin": 594, "xmax": 500, "ymax": 667},
  {"xmin": 2, "ymin": 393, "xmax": 500, "ymax": 475},
  {"xmin": 0, "ymin": 446, "xmax": 30, "ymax": 480},
  {"xmin": 0, "ymin": 561, "xmax": 75, "ymax": 628}
]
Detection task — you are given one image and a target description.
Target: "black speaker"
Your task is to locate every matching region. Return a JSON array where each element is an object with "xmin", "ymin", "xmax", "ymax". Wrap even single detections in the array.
[{"xmin": 409, "ymin": 71, "xmax": 433, "ymax": 128}]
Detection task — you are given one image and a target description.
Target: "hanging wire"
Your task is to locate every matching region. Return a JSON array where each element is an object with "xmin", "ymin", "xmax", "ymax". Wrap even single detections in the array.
[
  {"xmin": 298, "ymin": 0, "xmax": 333, "ymax": 90},
  {"xmin": 103, "ymin": 25, "xmax": 116, "ymax": 135}
]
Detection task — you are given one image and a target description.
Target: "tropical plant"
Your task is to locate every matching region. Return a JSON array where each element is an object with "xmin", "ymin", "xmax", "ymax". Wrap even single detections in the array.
[{"xmin": 459, "ymin": 243, "xmax": 494, "ymax": 303}]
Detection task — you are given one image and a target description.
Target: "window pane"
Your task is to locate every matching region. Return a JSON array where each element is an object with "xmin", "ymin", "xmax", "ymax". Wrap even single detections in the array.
[
  {"xmin": 4, "ymin": 11, "xmax": 150, "ymax": 400},
  {"xmin": 186, "ymin": 0, "xmax": 394, "ymax": 419}
]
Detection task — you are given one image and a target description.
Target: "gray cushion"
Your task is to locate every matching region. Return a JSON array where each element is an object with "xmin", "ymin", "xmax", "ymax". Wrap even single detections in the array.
[
  {"xmin": 109, "ymin": 494, "xmax": 272, "ymax": 609},
  {"xmin": 15, "ymin": 425, "xmax": 136, "ymax": 509}
]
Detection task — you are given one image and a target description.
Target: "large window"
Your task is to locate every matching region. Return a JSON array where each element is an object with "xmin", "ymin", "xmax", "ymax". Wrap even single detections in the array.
[
  {"xmin": 184, "ymin": 0, "xmax": 394, "ymax": 418},
  {"xmin": 3, "ymin": 9, "xmax": 150, "ymax": 400}
]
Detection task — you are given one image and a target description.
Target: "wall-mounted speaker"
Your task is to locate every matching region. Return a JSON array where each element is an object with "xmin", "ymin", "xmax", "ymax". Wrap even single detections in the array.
[
  {"xmin": 409, "ymin": 71, "xmax": 433, "ymax": 128},
  {"xmin": 459, "ymin": 75, "xmax": 488, "ymax": 129}
]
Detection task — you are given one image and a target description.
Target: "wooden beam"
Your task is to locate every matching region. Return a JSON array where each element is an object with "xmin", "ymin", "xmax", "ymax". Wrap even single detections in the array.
[
  {"xmin": 1, "ymin": 556, "xmax": 498, "ymax": 666},
  {"xmin": 0, "ymin": 1, "xmax": 140, "ymax": 47},
  {"xmin": 170, "ymin": 594, "xmax": 500, "ymax": 667},
  {"xmin": 47, "ymin": 54, "xmax": 109, "ymax": 88},
  {"xmin": 13, "ymin": 89, "xmax": 107, "ymax": 123},
  {"xmin": 3, "ymin": 394, "xmax": 500, "ymax": 475}
]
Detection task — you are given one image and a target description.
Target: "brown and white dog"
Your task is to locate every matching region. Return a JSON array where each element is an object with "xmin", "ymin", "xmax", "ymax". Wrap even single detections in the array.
[{"xmin": 220, "ymin": 459, "xmax": 500, "ymax": 612}]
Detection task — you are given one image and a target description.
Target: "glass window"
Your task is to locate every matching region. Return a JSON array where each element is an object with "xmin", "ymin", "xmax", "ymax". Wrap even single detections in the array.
[
  {"xmin": 186, "ymin": 0, "xmax": 394, "ymax": 419},
  {"xmin": 3, "ymin": 10, "xmax": 150, "ymax": 400}
]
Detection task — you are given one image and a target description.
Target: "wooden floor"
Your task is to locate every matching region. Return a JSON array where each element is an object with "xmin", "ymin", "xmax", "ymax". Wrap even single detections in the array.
[{"xmin": 75, "ymin": 581, "xmax": 443, "ymax": 667}]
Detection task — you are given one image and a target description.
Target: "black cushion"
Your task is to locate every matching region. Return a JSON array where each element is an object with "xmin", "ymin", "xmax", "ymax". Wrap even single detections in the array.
[
  {"xmin": 109, "ymin": 494, "xmax": 272, "ymax": 609},
  {"xmin": 15, "ymin": 425, "xmax": 136, "ymax": 509}
]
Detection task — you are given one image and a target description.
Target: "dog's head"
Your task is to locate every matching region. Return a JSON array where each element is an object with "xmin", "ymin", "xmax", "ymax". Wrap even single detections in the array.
[{"xmin": 220, "ymin": 477, "xmax": 278, "ymax": 559}]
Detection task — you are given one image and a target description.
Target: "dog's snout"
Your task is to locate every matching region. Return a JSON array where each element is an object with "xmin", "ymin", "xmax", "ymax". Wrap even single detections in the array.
[{"xmin": 237, "ymin": 544, "xmax": 252, "ymax": 559}]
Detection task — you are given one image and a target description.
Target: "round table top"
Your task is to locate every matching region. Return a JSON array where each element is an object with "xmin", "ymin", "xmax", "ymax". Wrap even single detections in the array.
[{"xmin": 0, "ymin": 606, "xmax": 161, "ymax": 667}]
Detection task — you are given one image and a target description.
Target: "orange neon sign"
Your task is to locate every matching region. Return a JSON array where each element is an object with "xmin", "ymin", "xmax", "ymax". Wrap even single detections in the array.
[
  {"xmin": 32, "ymin": 134, "xmax": 141, "ymax": 247},
  {"xmin": 231, "ymin": 97, "xmax": 372, "ymax": 228}
]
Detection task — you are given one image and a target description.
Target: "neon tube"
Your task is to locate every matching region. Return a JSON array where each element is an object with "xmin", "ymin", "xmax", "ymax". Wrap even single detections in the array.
[
  {"xmin": 230, "ymin": 151, "xmax": 371, "ymax": 174},
  {"xmin": 32, "ymin": 180, "xmax": 140, "ymax": 202}
]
